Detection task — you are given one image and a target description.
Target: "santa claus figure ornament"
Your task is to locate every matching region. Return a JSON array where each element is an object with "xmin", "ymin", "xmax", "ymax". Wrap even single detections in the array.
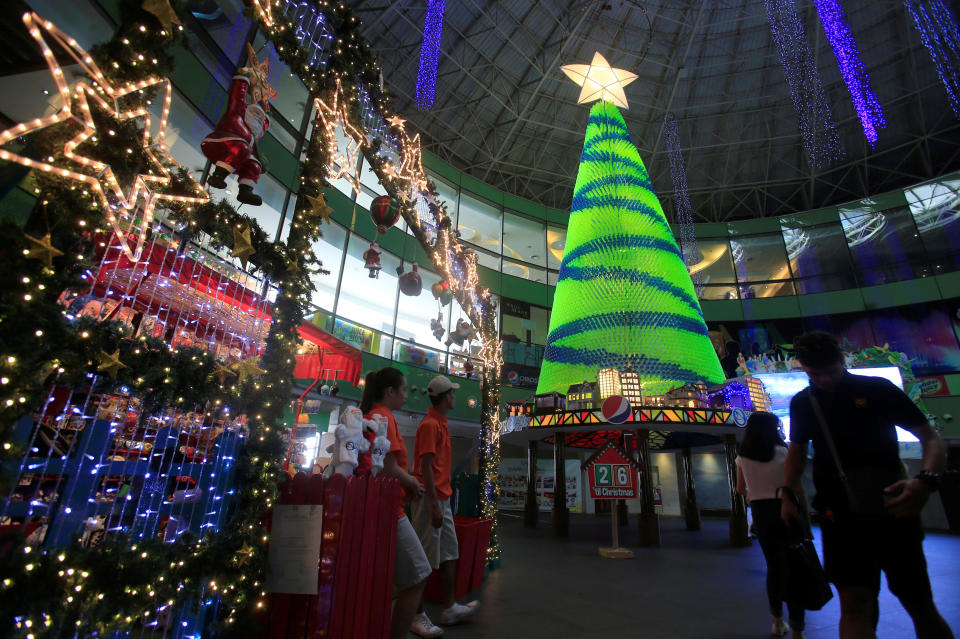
[{"xmin": 201, "ymin": 44, "xmax": 277, "ymax": 206}]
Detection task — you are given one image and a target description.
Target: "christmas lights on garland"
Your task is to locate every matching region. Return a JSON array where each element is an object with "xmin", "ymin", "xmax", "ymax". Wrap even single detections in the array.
[{"xmin": 904, "ymin": 0, "xmax": 960, "ymax": 119}]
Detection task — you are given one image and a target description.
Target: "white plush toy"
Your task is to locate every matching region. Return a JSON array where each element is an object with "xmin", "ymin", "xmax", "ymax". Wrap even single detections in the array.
[
  {"xmin": 324, "ymin": 406, "xmax": 370, "ymax": 477},
  {"xmin": 368, "ymin": 413, "xmax": 391, "ymax": 477}
]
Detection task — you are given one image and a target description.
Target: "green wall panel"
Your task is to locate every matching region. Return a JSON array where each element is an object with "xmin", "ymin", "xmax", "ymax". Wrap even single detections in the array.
[
  {"xmin": 745, "ymin": 296, "xmax": 804, "ymax": 320},
  {"xmin": 860, "ymin": 278, "xmax": 941, "ymax": 310},
  {"xmin": 798, "ymin": 289, "xmax": 865, "ymax": 316},
  {"xmin": 936, "ymin": 272, "xmax": 960, "ymax": 299},
  {"xmin": 700, "ymin": 299, "xmax": 745, "ymax": 322}
]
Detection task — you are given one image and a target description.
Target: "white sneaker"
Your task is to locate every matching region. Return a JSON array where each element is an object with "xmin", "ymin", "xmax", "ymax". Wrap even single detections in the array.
[
  {"xmin": 440, "ymin": 601, "xmax": 478, "ymax": 625},
  {"xmin": 771, "ymin": 618, "xmax": 790, "ymax": 636},
  {"xmin": 410, "ymin": 612, "xmax": 444, "ymax": 638}
]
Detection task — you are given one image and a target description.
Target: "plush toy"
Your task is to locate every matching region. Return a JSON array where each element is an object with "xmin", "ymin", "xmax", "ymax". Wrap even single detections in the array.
[
  {"xmin": 201, "ymin": 47, "xmax": 274, "ymax": 206},
  {"xmin": 363, "ymin": 241, "xmax": 382, "ymax": 279},
  {"xmin": 446, "ymin": 319, "xmax": 475, "ymax": 348},
  {"xmin": 368, "ymin": 413, "xmax": 391, "ymax": 477},
  {"xmin": 323, "ymin": 406, "xmax": 370, "ymax": 477},
  {"xmin": 431, "ymin": 312, "xmax": 445, "ymax": 342}
]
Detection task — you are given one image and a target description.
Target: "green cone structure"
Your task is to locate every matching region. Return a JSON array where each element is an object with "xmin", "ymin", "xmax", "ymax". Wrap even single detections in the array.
[{"xmin": 536, "ymin": 101, "xmax": 724, "ymax": 397}]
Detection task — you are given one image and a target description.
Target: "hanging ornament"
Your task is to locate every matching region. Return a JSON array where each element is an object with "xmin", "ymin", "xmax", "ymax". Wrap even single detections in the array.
[
  {"xmin": 235, "ymin": 544, "xmax": 256, "ymax": 566},
  {"xmin": 463, "ymin": 359, "xmax": 475, "ymax": 374},
  {"xmin": 370, "ymin": 195, "xmax": 401, "ymax": 234},
  {"xmin": 431, "ymin": 280, "xmax": 453, "ymax": 306},
  {"xmin": 304, "ymin": 192, "xmax": 333, "ymax": 224},
  {"xmin": 232, "ymin": 355, "xmax": 267, "ymax": 384},
  {"xmin": 397, "ymin": 262, "xmax": 422, "ymax": 296},
  {"xmin": 446, "ymin": 319, "xmax": 475, "ymax": 348},
  {"xmin": 431, "ymin": 311, "xmax": 445, "ymax": 342},
  {"xmin": 141, "ymin": 0, "xmax": 181, "ymax": 30},
  {"xmin": 97, "ymin": 349, "xmax": 126, "ymax": 380},
  {"xmin": 232, "ymin": 224, "xmax": 256, "ymax": 269},
  {"xmin": 211, "ymin": 361, "xmax": 236, "ymax": 385},
  {"xmin": 23, "ymin": 233, "xmax": 63, "ymax": 269},
  {"xmin": 363, "ymin": 241, "xmax": 382, "ymax": 279},
  {"xmin": 202, "ymin": 46, "xmax": 276, "ymax": 206}
]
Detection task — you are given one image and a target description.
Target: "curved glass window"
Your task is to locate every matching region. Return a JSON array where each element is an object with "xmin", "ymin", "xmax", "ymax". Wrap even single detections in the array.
[
  {"xmin": 687, "ymin": 238, "xmax": 738, "ymax": 299},
  {"xmin": 458, "ymin": 193, "xmax": 501, "ymax": 254},
  {"xmin": 907, "ymin": 178, "xmax": 960, "ymax": 274},
  {"xmin": 307, "ymin": 220, "xmax": 347, "ymax": 312},
  {"xmin": 841, "ymin": 206, "xmax": 928, "ymax": 286},
  {"xmin": 729, "ymin": 233, "xmax": 795, "ymax": 298},
  {"xmin": 547, "ymin": 226, "xmax": 566, "ymax": 270},
  {"xmin": 432, "ymin": 176, "xmax": 459, "ymax": 224},
  {"xmin": 503, "ymin": 211, "xmax": 546, "ymax": 266},
  {"xmin": 781, "ymin": 221, "xmax": 856, "ymax": 294},
  {"xmin": 336, "ymin": 234, "xmax": 399, "ymax": 333},
  {"xmin": 395, "ymin": 265, "xmax": 443, "ymax": 346}
]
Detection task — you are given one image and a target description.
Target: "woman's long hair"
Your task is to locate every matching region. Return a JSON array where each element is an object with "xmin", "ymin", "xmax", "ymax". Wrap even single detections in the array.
[
  {"xmin": 739, "ymin": 411, "xmax": 786, "ymax": 462},
  {"xmin": 359, "ymin": 367, "xmax": 405, "ymax": 414}
]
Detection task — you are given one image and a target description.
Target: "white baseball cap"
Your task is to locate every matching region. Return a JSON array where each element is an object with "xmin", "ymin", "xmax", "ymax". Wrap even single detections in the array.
[{"xmin": 427, "ymin": 375, "xmax": 460, "ymax": 397}]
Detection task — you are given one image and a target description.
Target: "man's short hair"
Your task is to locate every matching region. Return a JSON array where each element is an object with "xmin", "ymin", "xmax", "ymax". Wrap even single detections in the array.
[
  {"xmin": 429, "ymin": 389, "xmax": 452, "ymax": 407},
  {"xmin": 795, "ymin": 331, "xmax": 844, "ymax": 368}
]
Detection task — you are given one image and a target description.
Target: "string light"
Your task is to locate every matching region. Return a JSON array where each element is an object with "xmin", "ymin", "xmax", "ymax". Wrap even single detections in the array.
[
  {"xmin": 812, "ymin": 0, "xmax": 886, "ymax": 146},
  {"xmin": 764, "ymin": 0, "xmax": 843, "ymax": 167},
  {"xmin": 313, "ymin": 78, "xmax": 365, "ymax": 197},
  {"xmin": 904, "ymin": 0, "xmax": 960, "ymax": 118},
  {"xmin": 663, "ymin": 113, "xmax": 702, "ymax": 297},
  {"xmin": 416, "ymin": 0, "xmax": 446, "ymax": 110}
]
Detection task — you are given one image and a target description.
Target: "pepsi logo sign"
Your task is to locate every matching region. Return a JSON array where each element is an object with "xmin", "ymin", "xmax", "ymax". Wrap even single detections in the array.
[
  {"xmin": 601, "ymin": 395, "xmax": 632, "ymax": 424},
  {"xmin": 507, "ymin": 370, "xmax": 519, "ymax": 383},
  {"xmin": 732, "ymin": 407, "xmax": 748, "ymax": 427}
]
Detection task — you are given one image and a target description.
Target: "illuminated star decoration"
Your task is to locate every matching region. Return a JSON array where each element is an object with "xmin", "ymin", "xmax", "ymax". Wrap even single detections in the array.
[
  {"xmin": 231, "ymin": 225, "xmax": 256, "ymax": 270},
  {"xmin": 561, "ymin": 51, "xmax": 638, "ymax": 109},
  {"xmin": 141, "ymin": 0, "xmax": 181, "ymax": 30},
  {"xmin": 386, "ymin": 115, "xmax": 407, "ymax": 129},
  {"xmin": 232, "ymin": 355, "xmax": 267, "ymax": 384},
  {"xmin": 416, "ymin": 0, "xmax": 446, "ymax": 110},
  {"xmin": 23, "ymin": 233, "xmax": 63, "ymax": 269},
  {"xmin": 250, "ymin": 0, "xmax": 274, "ymax": 27},
  {"xmin": 313, "ymin": 79, "xmax": 365, "ymax": 197},
  {"xmin": 97, "ymin": 349, "xmax": 126, "ymax": 380},
  {"xmin": 0, "ymin": 13, "xmax": 209, "ymax": 262},
  {"xmin": 211, "ymin": 361, "xmax": 236, "ymax": 386},
  {"xmin": 240, "ymin": 42, "xmax": 278, "ymax": 112},
  {"xmin": 812, "ymin": 0, "xmax": 885, "ymax": 146},
  {"xmin": 304, "ymin": 192, "xmax": 332, "ymax": 224}
]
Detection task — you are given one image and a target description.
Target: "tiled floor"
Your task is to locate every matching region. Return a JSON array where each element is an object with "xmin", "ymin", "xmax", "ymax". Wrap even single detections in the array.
[{"xmin": 422, "ymin": 512, "xmax": 959, "ymax": 639}]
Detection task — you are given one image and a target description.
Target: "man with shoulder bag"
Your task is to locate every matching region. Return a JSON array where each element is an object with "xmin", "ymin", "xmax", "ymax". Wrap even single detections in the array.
[{"xmin": 781, "ymin": 331, "xmax": 953, "ymax": 639}]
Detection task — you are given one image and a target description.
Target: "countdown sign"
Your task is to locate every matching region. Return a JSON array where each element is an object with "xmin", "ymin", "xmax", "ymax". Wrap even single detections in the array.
[{"xmin": 582, "ymin": 442, "xmax": 640, "ymax": 500}]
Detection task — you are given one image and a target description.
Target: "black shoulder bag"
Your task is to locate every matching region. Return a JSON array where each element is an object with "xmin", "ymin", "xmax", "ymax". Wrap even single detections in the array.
[{"xmin": 778, "ymin": 486, "xmax": 833, "ymax": 610}]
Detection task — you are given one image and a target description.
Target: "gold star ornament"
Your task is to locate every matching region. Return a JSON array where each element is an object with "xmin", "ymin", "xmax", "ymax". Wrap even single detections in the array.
[
  {"xmin": 561, "ymin": 51, "xmax": 638, "ymax": 109},
  {"xmin": 236, "ymin": 544, "xmax": 256, "ymax": 566},
  {"xmin": 211, "ymin": 361, "xmax": 236, "ymax": 386},
  {"xmin": 304, "ymin": 193, "xmax": 332, "ymax": 224},
  {"xmin": 232, "ymin": 225, "xmax": 255, "ymax": 270},
  {"xmin": 232, "ymin": 356, "xmax": 267, "ymax": 384},
  {"xmin": 23, "ymin": 233, "xmax": 63, "ymax": 269},
  {"xmin": 97, "ymin": 349, "xmax": 126, "ymax": 380}
]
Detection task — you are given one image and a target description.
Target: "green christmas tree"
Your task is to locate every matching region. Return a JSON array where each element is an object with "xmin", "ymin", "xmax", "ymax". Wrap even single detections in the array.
[{"xmin": 537, "ymin": 65, "xmax": 723, "ymax": 397}]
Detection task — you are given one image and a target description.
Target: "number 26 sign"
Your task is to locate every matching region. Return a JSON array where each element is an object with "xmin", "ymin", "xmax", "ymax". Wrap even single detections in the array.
[{"xmin": 582, "ymin": 442, "xmax": 640, "ymax": 500}]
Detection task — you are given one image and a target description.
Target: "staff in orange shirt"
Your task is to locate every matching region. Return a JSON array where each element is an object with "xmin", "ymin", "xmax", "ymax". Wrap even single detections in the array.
[
  {"xmin": 409, "ymin": 376, "xmax": 478, "ymax": 637},
  {"xmin": 360, "ymin": 367, "xmax": 429, "ymax": 639}
]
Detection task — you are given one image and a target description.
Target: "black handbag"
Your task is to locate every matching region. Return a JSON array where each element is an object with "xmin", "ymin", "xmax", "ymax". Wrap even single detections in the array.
[
  {"xmin": 808, "ymin": 395, "xmax": 904, "ymax": 516},
  {"xmin": 779, "ymin": 488, "xmax": 834, "ymax": 611}
]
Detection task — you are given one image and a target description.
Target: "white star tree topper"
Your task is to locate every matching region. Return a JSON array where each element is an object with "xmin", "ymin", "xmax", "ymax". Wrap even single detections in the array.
[{"xmin": 561, "ymin": 52, "xmax": 638, "ymax": 109}]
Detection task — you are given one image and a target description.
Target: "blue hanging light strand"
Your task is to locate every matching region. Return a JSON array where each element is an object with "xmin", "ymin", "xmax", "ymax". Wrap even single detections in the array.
[
  {"xmin": 765, "ymin": 0, "xmax": 843, "ymax": 168},
  {"xmin": 812, "ymin": 0, "xmax": 886, "ymax": 146},
  {"xmin": 416, "ymin": 0, "xmax": 446, "ymax": 110},
  {"xmin": 904, "ymin": 0, "xmax": 960, "ymax": 119},
  {"xmin": 663, "ymin": 113, "xmax": 703, "ymax": 297}
]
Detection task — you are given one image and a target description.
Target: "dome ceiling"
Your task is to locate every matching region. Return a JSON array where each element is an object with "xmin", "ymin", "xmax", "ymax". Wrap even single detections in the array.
[{"xmin": 354, "ymin": 0, "xmax": 960, "ymax": 222}]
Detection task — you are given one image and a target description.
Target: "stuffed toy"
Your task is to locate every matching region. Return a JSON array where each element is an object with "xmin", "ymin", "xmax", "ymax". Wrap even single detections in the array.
[
  {"xmin": 446, "ymin": 319, "xmax": 475, "ymax": 347},
  {"xmin": 368, "ymin": 414, "xmax": 391, "ymax": 477},
  {"xmin": 323, "ymin": 406, "xmax": 370, "ymax": 477},
  {"xmin": 200, "ymin": 45, "xmax": 276, "ymax": 206},
  {"xmin": 431, "ymin": 312, "xmax": 445, "ymax": 342},
  {"xmin": 363, "ymin": 241, "xmax": 382, "ymax": 278}
]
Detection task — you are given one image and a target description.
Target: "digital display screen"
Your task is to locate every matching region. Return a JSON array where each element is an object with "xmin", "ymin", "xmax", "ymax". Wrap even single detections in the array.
[{"xmin": 751, "ymin": 367, "xmax": 919, "ymax": 443}]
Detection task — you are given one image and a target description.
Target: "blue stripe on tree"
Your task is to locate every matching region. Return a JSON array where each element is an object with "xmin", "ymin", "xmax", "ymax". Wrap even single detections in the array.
[
  {"xmin": 545, "ymin": 310, "xmax": 710, "ymax": 345},
  {"xmin": 542, "ymin": 345, "xmax": 709, "ymax": 380},
  {"xmin": 559, "ymin": 234, "xmax": 682, "ymax": 266},
  {"xmin": 556, "ymin": 265, "xmax": 702, "ymax": 314}
]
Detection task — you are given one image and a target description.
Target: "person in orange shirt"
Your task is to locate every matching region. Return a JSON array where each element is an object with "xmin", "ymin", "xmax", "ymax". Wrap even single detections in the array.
[
  {"xmin": 359, "ymin": 367, "xmax": 430, "ymax": 639},
  {"xmin": 409, "ymin": 376, "xmax": 478, "ymax": 637}
]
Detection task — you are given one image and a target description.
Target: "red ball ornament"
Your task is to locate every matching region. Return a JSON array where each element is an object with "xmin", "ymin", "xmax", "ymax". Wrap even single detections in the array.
[
  {"xmin": 370, "ymin": 195, "xmax": 401, "ymax": 234},
  {"xmin": 397, "ymin": 262, "xmax": 422, "ymax": 296},
  {"xmin": 431, "ymin": 280, "xmax": 453, "ymax": 306}
]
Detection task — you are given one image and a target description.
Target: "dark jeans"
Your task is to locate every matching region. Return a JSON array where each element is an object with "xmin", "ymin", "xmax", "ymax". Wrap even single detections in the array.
[{"xmin": 752, "ymin": 499, "xmax": 805, "ymax": 630}]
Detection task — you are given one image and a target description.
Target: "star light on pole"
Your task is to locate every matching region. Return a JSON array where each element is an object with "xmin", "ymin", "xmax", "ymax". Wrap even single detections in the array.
[{"xmin": 561, "ymin": 51, "xmax": 638, "ymax": 109}]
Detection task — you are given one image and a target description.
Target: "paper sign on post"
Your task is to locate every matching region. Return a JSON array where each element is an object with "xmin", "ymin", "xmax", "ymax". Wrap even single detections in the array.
[{"xmin": 265, "ymin": 504, "xmax": 324, "ymax": 594}]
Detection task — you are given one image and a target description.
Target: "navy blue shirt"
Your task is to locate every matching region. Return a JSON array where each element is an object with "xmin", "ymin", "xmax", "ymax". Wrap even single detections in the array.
[{"xmin": 789, "ymin": 373, "xmax": 926, "ymax": 509}]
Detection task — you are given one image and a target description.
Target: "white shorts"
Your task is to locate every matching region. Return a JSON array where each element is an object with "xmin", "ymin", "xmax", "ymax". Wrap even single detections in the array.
[
  {"xmin": 411, "ymin": 498, "xmax": 459, "ymax": 570},
  {"xmin": 394, "ymin": 515, "xmax": 433, "ymax": 590}
]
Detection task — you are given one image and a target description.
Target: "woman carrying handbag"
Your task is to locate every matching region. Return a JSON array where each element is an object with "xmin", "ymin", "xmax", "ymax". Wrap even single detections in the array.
[{"xmin": 737, "ymin": 411, "xmax": 813, "ymax": 638}]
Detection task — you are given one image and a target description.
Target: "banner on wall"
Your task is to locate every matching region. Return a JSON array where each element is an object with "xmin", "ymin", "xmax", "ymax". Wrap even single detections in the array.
[
  {"xmin": 498, "ymin": 458, "xmax": 581, "ymax": 512},
  {"xmin": 501, "ymin": 297, "xmax": 531, "ymax": 319},
  {"xmin": 918, "ymin": 374, "xmax": 951, "ymax": 397},
  {"xmin": 501, "ymin": 364, "xmax": 540, "ymax": 389}
]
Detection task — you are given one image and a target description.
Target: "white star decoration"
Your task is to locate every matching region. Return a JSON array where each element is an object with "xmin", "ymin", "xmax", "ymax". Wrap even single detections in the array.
[{"xmin": 561, "ymin": 51, "xmax": 638, "ymax": 109}]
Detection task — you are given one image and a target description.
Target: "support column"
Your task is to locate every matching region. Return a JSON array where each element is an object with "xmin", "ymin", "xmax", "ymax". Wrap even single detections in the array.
[
  {"xmin": 723, "ymin": 434, "xmax": 751, "ymax": 547},
  {"xmin": 616, "ymin": 499, "xmax": 628, "ymax": 526},
  {"xmin": 552, "ymin": 435, "xmax": 568, "ymax": 537},
  {"xmin": 635, "ymin": 429, "xmax": 661, "ymax": 546},
  {"xmin": 524, "ymin": 440, "xmax": 539, "ymax": 528},
  {"xmin": 676, "ymin": 447, "xmax": 701, "ymax": 531}
]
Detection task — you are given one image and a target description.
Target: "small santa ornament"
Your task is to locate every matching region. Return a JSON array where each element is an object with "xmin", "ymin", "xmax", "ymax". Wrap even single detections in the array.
[
  {"xmin": 363, "ymin": 241, "xmax": 382, "ymax": 278},
  {"xmin": 201, "ymin": 45, "xmax": 277, "ymax": 206}
]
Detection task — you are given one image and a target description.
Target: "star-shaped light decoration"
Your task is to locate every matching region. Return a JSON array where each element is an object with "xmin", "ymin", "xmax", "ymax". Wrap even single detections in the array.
[
  {"xmin": 561, "ymin": 51, "xmax": 638, "ymax": 109},
  {"xmin": 239, "ymin": 43, "xmax": 277, "ymax": 112},
  {"xmin": 398, "ymin": 133, "xmax": 429, "ymax": 197},
  {"xmin": 303, "ymin": 192, "xmax": 332, "ymax": 224},
  {"xmin": 232, "ymin": 355, "xmax": 267, "ymax": 384},
  {"xmin": 211, "ymin": 361, "xmax": 236, "ymax": 386},
  {"xmin": 232, "ymin": 225, "xmax": 255, "ymax": 270},
  {"xmin": 386, "ymin": 115, "xmax": 407, "ymax": 129},
  {"xmin": 23, "ymin": 233, "xmax": 63, "ymax": 269},
  {"xmin": 97, "ymin": 349, "xmax": 126, "ymax": 380},
  {"xmin": 313, "ymin": 79, "xmax": 365, "ymax": 197},
  {"xmin": 0, "ymin": 13, "xmax": 209, "ymax": 262},
  {"xmin": 141, "ymin": 0, "xmax": 181, "ymax": 31}
]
